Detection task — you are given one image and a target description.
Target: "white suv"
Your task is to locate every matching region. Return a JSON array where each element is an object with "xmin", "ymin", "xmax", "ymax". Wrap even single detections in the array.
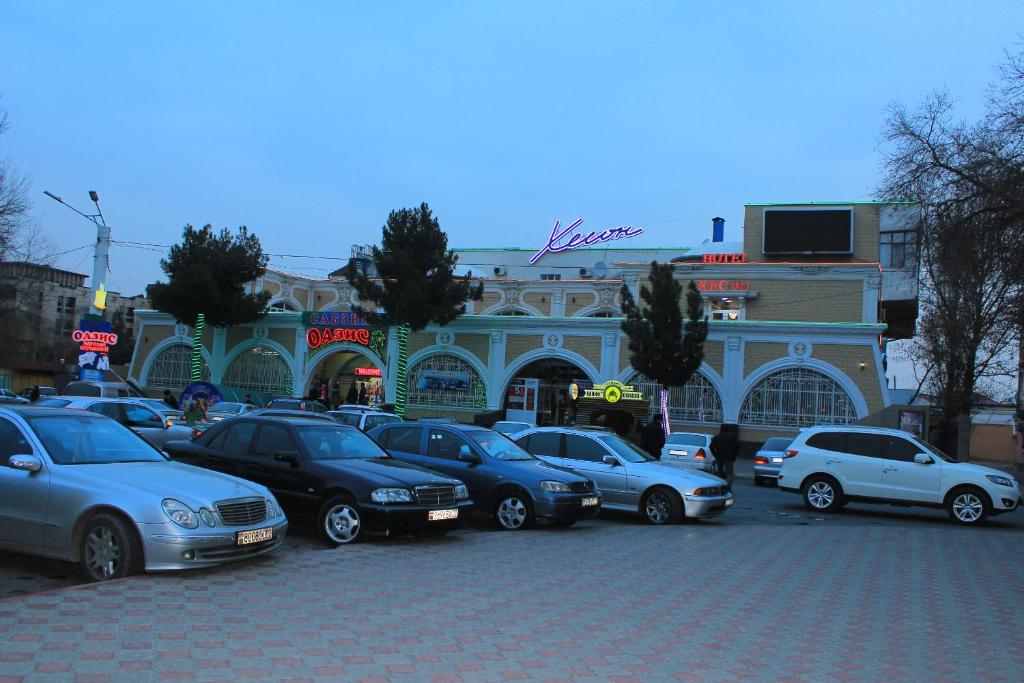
[{"xmin": 778, "ymin": 425, "xmax": 1021, "ymax": 525}]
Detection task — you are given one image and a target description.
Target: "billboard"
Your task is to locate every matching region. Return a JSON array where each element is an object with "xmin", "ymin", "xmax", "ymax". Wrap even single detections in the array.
[{"xmin": 763, "ymin": 209, "xmax": 853, "ymax": 254}]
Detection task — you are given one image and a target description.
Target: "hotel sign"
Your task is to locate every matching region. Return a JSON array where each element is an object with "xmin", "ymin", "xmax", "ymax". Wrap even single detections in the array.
[
  {"xmin": 701, "ymin": 253, "xmax": 746, "ymax": 263},
  {"xmin": 697, "ymin": 280, "xmax": 749, "ymax": 292},
  {"xmin": 530, "ymin": 218, "xmax": 644, "ymax": 264}
]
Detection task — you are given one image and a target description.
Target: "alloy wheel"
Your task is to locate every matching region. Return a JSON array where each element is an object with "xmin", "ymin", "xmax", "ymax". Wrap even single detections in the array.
[
  {"xmin": 497, "ymin": 497, "xmax": 527, "ymax": 529},
  {"xmin": 324, "ymin": 504, "xmax": 361, "ymax": 544},
  {"xmin": 84, "ymin": 526, "xmax": 120, "ymax": 580},
  {"xmin": 952, "ymin": 493, "xmax": 983, "ymax": 523},
  {"xmin": 645, "ymin": 491, "xmax": 671, "ymax": 524},
  {"xmin": 807, "ymin": 481, "xmax": 835, "ymax": 510}
]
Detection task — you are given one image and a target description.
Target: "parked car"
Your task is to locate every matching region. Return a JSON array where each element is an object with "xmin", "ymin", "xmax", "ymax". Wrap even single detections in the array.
[
  {"xmin": 0, "ymin": 388, "xmax": 29, "ymax": 404},
  {"xmin": 369, "ymin": 422, "xmax": 601, "ymax": 530},
  {"xmin": 62, "ymin": 381, "xmax": 133, "ymax": 398},
  {"xmin": 34, "ymin": 397, "xmax": 74, "ymax": 408},
  {"xmin": 753, "ymin": 437, "xmax": 792, "ymax": 486},
  {"xmin": 165, "ymin": 416, "xmax": 474, "ymax": 545},
  {"xmin": 660, "ymin": 432, "xmax": 714, "ymax": 471},
  {"xmin": 492, "ymin": 420, "xmax": 533, "ymax": 436},
  {"xmin": 0, "ymin": 406, "xmax": 287, "ymax": 581},
  {"xmin": 328, "ymin": 409, "xmax": 402, "ymax": 432},
  {"xmin": 247, "ymin": 408, "xmax": 336, "ymax": 422},
  {"xmin": 138, "ymin": 398, "xmax": 185, "ymax": 425},
  {"xmin": 267, "ymin": 398, "xmax": 328, "ymax": 413},
  {"xmin": 57, "ymin": 397, "xmax": 195, "ymax": 448},
  {"xmin": 18, "ymin": 386, "xmax": 56, "ymax": 399},
  {"xmin": 515, "ymin": 427, "xmax": 733, "ymax": 524},
  {"xmin": 778, "ymin": 425, "xmax": 1023, "ymax": 525},
  {"xmin": 206, "ymin": 401, "xmax": 256, "ymax": 422}
]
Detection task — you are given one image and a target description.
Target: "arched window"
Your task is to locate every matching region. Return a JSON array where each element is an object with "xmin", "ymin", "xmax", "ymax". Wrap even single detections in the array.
[
  {"xmin": 585, "ymin": 310, "xmax": 619, "ymax": 318},
  {"xmin": 493, "ymin": 308, "xmax": 530, "ymax": 316},
  {"xmin": 630, "ymin": 371, "xmax": 723, "ymax": 423},
  {"xmin": 223, "ymin": 345, "xmax": 293, "ymax": 395},
  {"xmin": 740, "ymin": 367, "xmax": 856, "ymax": 428},
  {"xmin": 146, "ymin": 344, "xmax": 209, "ymax": 390},
  {"xmin": 268, "ymin": 300, "xmax": 299, "ymax": 312},
  {"xmin": 408, "ymin": 353, "xmax": 485, "ymax": 410}
]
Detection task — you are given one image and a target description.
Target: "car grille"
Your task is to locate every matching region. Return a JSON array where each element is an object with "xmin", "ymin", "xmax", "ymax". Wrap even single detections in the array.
[
  {"xmin": 215, "ymin": 498, "xmax": 268, "ymax": 526},
  {"xmin": 570, "ymin": 480, "xmax": 594, "ymax": 493},
  {"xmin": 414, "ymin": 485, "xmax": 456, "ymax": 506},
  {"xmin": 697, "ymin": 486, "xmax": 728, "ymax": 497}
]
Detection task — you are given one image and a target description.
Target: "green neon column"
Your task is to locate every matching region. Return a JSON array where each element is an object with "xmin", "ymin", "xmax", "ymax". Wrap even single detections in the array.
[
  {"xmin": 393, "ymin": 323, "xmax": 409, "ymax": 418},
  {"xmin": 191, "ymin": 313, "xmax": 205, "ymax": 382}
]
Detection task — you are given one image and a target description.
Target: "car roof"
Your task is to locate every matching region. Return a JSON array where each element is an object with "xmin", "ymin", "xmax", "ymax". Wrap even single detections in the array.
[
  {"xmin": 520, "ymin": 426, "xmax": 612, "ymax": 438},
  {"xmin": 801, "ymin": 424, "xmax": 916, "ymax": 437},
  {"xmin": 59, "ymin": 396, "xmax": 145, "ymax": 404},
  {"xmin": 0, "ymin": 405, "xmax": 104, "ymax": 419},
  {"xmin": 219, "ymin": 414, "xmax": 355, "ymax": 427}
]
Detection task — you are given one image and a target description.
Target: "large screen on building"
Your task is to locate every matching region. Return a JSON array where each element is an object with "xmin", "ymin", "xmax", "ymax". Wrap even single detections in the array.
[{"xmin": 763, "ymin": 208, "xmax": 853, "ymax": 254}]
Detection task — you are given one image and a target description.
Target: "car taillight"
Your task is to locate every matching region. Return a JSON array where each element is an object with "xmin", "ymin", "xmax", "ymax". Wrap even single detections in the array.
[
  {"xmin": 755, "ymin": 456, "xmax": 768, "ymax": 465},
  {"xmin": 784, "ymin": 449, "xmax": 798, "ymax": 458},
  {"xmin": 694, "ymin": 448, "xmax": 706, "ymax": 460}
]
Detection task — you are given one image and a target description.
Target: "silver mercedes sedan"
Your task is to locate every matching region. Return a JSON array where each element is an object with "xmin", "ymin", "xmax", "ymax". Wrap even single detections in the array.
[{"xmin": 0, "ymin": 406, "xmax": 288, "ymax": 581}]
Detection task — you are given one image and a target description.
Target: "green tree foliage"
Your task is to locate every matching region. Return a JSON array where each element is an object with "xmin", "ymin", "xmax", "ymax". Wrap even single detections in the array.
[
  {"xmin": 107, "ymin": 309, "xmax": 135, "ymax": 366},
  {"xmin": 347, "ymin": 203, "xmax": 482, "ymax": 330},
  {"xmin": 620, "ymin": 262, "xmax": 708, "ymax": 403},
  {"xmin": 147, "ymin": 225, "xmax": 270, "ymax": 327}
]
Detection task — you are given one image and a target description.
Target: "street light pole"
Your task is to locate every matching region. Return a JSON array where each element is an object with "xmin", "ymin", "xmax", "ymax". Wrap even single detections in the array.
[{"xmin": 43, "ymin": 190, "xmax": 111, "ymax": 316}]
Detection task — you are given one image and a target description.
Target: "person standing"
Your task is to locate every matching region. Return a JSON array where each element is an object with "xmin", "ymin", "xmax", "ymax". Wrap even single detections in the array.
[
  {"xmin": 345, "ymin": 384, "xmax": 358, "ymax": 405},
  {"xmin": 710, "ymin": 423, "xmax": 739, "ymax": 485},
  {"xmin": 29, "ymin": 386, "xmax": 40, "ymax": 402},
  {"xmin": 358, "ymin": 383, "xmax": 368, "ymax": 406},
  {"xmin": 640, "ymin": 414, "xmax": 666, "ymax": 458},
  {"xmin": 163, "ymin": 389, "xmax": 179, "ymax": 410}
]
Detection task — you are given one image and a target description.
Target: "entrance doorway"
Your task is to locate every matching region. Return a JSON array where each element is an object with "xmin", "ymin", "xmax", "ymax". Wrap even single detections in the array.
[
  {"xmin": 504, "ymin": 359, "xmax": 589, "ymax": 426},
  {"xmin": 307, "ymin": 350, "xmax": 384, "ymax": 408}
]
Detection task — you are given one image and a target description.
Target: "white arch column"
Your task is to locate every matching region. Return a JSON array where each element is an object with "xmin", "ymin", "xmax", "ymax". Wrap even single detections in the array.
[
  {"xmin": 722, "ymin": 335, "xmax": 745, "ymax": 422},
  {"xmin": 486, "ymin": 330, "xmax": 507, "ymax": 409}
]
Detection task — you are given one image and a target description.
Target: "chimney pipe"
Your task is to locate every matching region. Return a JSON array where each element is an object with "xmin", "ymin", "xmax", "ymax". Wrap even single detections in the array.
[{"xmin": 711, "ymin": 217, "xmax": 725, "ymax": 243}]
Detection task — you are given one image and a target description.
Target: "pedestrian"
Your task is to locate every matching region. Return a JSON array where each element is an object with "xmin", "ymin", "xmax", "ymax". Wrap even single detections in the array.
[
  {"xmin": 710, "ymin": 423, "xmax": 739, "ymax": 485},
  {"xmin": 29, "ymin": 385, "xmax": 40, "ymax": 402},
  {"xmin": 243, "ymin": 394, "xmax": 254, "ymax": 406},
  {"xmin": 345, "ymin": 384, "xmax": 358, "ymax": 405},
  {"xmin": 163, "ymin": 389, "xmax": 179, "ymax": 410},
  {"xmin": 640, "ymin": 414, "xmax": 666, "ymax": 458},
  {"xmin": 358, "ymin": 383, "xmax": 368, "ymax": 406}
]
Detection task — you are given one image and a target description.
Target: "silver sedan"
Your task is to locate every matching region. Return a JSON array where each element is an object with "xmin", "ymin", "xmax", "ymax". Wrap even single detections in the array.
[
  {"xmin": 0, "ymin": 406, "xmax": 287, "ymax": 581},
  {"xmin": 515, "ymin": 427, "xmax": 734, "ymax": 523},
  {"xmin": 58, "ymin": 397, "xmax": 195, "ymax": 448}
]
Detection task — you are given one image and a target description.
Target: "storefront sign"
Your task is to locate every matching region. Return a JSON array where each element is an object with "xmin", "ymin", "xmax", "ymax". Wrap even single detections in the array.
[
  {"xmin": 303, "ymin": 311, "xmax": 369, "ymax": 328},
  {"xmin": 306, "ymin": 326, "xmax": 371, "ymax": 350},
  {"xmin": 417, "ymin": 371, "xmax": 470, "ymax": 392},
  {"xmin": 582, "ymin": 380, "xmax": 643, "ymax": 403},
  {"xmin": 75, "ymin": 318, "xmax": 117, "ymax": 376},
  {"xmin": 529, "ymin": 218, "xmax": 644, "ymax": 264},
  {"xmin": 354, "ymin": 367, "xmax": 382, "ymax": 377},
  {"xmin": 701, "ymin": 253, "xmax": 746, "ymax": 263},
  {"xmin": 72, "ymin": 329, "xmax": 118, "ymax": 353},
  {"xmin": 697, "ymin": 280, "xmax": 749, "ymax": 292}
]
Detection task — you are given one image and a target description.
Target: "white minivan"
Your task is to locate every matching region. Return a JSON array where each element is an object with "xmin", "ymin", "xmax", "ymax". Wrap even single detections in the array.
[{"xmin": 779, "ymin": 425, "xmax": 1021, "ymax": 525}]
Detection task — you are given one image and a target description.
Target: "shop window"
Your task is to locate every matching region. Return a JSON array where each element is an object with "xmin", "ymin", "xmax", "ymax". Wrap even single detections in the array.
[
  {"xmin": 147, "ymin": 344, "xmax": 211, "ymax": 390},
  {"xmin": 630, "ymin": 370, "xmax": 723, "ymax": 423},
  {"xmin": 223, "ymin": 345, "xmax": 292, "ymax": 395},
  {"xmin": 408, "ymin": 353, "xmax": 485, "ymax": 410},
  {"xmin": 740, "ymin": 367, "xmax": 856, "ymax": 428},
  {"xmin": 707, "ymin": 297, "xmax": 743, "ymax": 321},
  {"xmin": 880, "ymin": 230, "xmax": 918, "ymax": 269}
]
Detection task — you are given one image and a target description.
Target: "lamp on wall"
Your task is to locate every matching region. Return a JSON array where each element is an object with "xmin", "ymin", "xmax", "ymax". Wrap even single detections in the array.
[{"xmin": 859, "ymin": 362, "xmax": 867, "ymax": 371}]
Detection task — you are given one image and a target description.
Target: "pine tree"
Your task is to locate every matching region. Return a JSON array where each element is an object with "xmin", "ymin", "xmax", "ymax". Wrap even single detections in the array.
[{"xmin": 620, "ymin": 262, "xmax": 708, "ymax": 436}]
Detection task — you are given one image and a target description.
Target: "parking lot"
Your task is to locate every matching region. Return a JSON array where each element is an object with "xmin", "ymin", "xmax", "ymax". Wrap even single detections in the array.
[{"xmin": 1, "ymin": 463, "xmax": 1022, "ymax": 681}]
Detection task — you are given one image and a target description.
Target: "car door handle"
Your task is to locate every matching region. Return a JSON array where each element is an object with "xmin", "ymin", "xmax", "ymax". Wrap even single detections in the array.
[
  {"xmin": 883, "ymin": 466, "xmax": 898, "ymax": 473},
  {"xmin": 825, "ymin": 459, "xmax": 841, "ymax": 464}
]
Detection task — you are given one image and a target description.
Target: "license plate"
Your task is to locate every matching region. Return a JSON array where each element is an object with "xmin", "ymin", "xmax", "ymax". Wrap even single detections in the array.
[
  {"xmin": 581, "ymin": 496, "xmax": 599, "ymax": 507},
  {"xmin": 772, "ymin": 457, "xmax": 783, "ymax": 463},
  {"xmin": 725, "ymin": 498, "xmax": 734, "ymax": 507},
  {"xmin": 428, "ymin": 508, "xmax": 459, "ymax": 521},
  {"xmin": 236, "ymin": 527, "xmax": 273, "ymax": 546}
]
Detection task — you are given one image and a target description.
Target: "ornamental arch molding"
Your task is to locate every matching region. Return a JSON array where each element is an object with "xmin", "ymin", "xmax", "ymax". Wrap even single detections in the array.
[
  {"xmin": 140, "ymin": 338, "xmax": 212, "ymax": 390},
  {"xmin": 620, "ymin": 364, "xmax": 725, "ymax": 425},
  {"xmin": 495, "ymin": 348, "xmax": 600, "ymax": 408},
  {"xmin": 221, "ymin": 339, "xmax": 296, "ymax": 396},
  {"xmin": 738, "ymin": 358, "xmax": 868, "ymax": 428},
  {"xmin": 406, "ymin": 348, "xmax": 489, "ymax": 410},
  {"xmin": 300, "ymin": 342, "xmax": 388, "ymax": 392}
]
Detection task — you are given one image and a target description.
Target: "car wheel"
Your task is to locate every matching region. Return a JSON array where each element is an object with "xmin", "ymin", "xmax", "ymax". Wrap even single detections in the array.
[
  {"xmin": 641, "ymin": 487, "xmax": 681, "ymax": 524},
  {"xmin": 946, "ymin": 487, "xmax": 989, "ymax": 526},
  {"xmin": 802, "ymin": 475, "xmax": 843, "ymax": 513},
  {"xmin": 494, "ymin": 493, "xmax": 533, "ymax": 530},
  {"xmin": 319, "ymin": 495, "xmax": 362, "ymax": 546},
  {"xmin": 80, "ymin": 513, "xmax": 138, "ymax": 582}
]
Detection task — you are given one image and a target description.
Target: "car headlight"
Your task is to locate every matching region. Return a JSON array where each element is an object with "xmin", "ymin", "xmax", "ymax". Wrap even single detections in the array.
[
  {"xmin": 454, "ymin": 484, "xmax": 469, "ymax": 500},
  {"xmin": 371, "ymin": 488, "xmax": 413, "ymax": 503},
  {"xmin": 986, "ymin": 474, "xmax": 1016, "ymax": 488},
  {"xmin": 264, "ymin": 497, "xmax": 281, "ymax": 518},
  {"xmin": 198, "ymin": 508, "xmax": 217, "ymax": 527},
  {"xmin": 161, "ymin": 499, "xmax": 199, "ymax": 529},
  {"xmin": 540, "ymin": 480, "xmax": 571, "ymax": 493}
]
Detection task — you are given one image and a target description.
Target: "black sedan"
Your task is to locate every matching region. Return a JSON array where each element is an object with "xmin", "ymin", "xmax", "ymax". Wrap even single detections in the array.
[{"xmin": 164, "ymin": 416, "xmax": 474, "ymax": 546}]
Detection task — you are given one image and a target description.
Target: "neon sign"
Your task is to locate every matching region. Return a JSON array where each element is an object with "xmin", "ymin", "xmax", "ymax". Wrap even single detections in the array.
[
  {"xmin": 697, "ymin": 280, "xmax": 749, "ymax": 292},
  {"xmin": 303, "ymin": 311, "xmax": 368, "ymax": 327},
  {"xmin": 702, "ymin": 253, "xmax": 746, "ymax": 263},
  {"xmin": 354, "ymin": 367, "xmax": 382, "ymax": 377},
  {"xmin": 306, "ymin": 327, "xmax": 371, "ymax": 350},
  {"xmin": 582, "ymin": 380, "xmax": 643, "ymax": 402},
  {"xmin": 72, "ymin": 330, "xmax": 118, "ymax": 351},
  {"xmin": 529, "ymin": 219, "xmax": 644, "ymax": 264}
]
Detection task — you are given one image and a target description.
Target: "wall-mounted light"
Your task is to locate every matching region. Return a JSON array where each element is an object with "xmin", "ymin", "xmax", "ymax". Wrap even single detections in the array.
[{"xmin": 859, "ymin": 362, "xmax": 867, "ymax": 371}]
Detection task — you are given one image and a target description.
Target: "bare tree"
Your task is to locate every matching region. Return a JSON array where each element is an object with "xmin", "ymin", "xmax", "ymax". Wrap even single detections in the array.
[{"xmin": 0, "ymin": 105, "xmax": 31, "ymax": 261}]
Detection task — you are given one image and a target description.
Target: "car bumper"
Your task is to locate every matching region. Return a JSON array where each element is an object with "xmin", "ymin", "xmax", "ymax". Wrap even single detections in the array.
[
  {"xmin": 682, "ymin": 492, "xmax": 734, "ymax": 518},
  {"xmin": 991, "ymin": 493, "xmax": 1022, "ymax": 513},
  {"xmin": 752, "ymin": 464, "xmax": 782, "ymax": 479},
  {"xmin": 533, "ymin": 493, "xmax": 602, "ymax": 523},
  {"xmin": 141, "ymin": 517, "xmax": 289, "ymax": 571},
  {"xmin": 359, "ymin": 499, "xmax": 475, "ymax": 536},
  {"xmin": 660, "ymin": 455, "xmax": 715, "ymax": 472}
]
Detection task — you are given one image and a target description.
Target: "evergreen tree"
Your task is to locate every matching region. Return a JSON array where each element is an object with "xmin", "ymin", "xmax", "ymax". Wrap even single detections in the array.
[
  {"xmin": 620, "ymin": 262, "xmax": 708, "ymax": 436},
  {"xmin": 348, "ymin": 203, "xmax": 482, "ymax": 416}
]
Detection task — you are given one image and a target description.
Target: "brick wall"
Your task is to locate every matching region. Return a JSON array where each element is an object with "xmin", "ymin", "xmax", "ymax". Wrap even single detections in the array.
[
  {"xmin": 703, "ymin": 340, "xmax": 724, "ymax": 375},
  {"xmin": 405, "ymin": 406, "xmax": 482, "ymax": 423},
  {"xmin": 457, "ymin": 333, "xmax": 490, "ymax": 367},
  {"xmin": 505, "ymin": 335, "xmax": 544, "ymax": 365},
  {"xmin": 810, "ymin": 344, "xmax": 884, "ymax": 415},
  {"xmin": 263, "ymin": 281, "xmax": 281, "ymax": 297},
  {"xmin": 269, "ymin": 327, "xmax": 297, "ymax": 355},
  {"xmin": 743, "ymin": 204, "xmax": 881, "ymax": 262},
  {"xmin": 564, "ymin": 292, "xmax": 597, "ymax": 316},
  {"xmin": 744, "ymin": 280, "xmax": 863, "ymax": 323},
  {"xmin": 292, "ymin": 287, "xmax": 308, "ymax": 307},
  {"xmin": 479, "ymin": 291, "xmax": 501, "ymax": 310},
  {"xmin": 523, "ymin": 292, "xmax": 552, "ymax": 316},
  {"xmin": 562, "ymin": 335, "xmax": 601, "ymax": 371},
  {"xmin": 619, "ymin": 342, "xmax": 633, "ymax": 375},
  {"xmin": 744, "ymin": 342, "xmax": 788, "ymax": 377},
  {"xmin": 130, "ymin": 325, "xmax": 176, "ymax": 378},
  {"xmin": 408, "ymin": 332, "xmax": 435, "ymax": 356},
  {"xmin": 227, "ymin": 327, "xmax": 250, "ymax": 351}
]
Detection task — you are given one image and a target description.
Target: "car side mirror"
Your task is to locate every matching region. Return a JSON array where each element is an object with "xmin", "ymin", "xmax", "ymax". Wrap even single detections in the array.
[
  {"xmin": 274, "ymin": 451, "xmax": 301, "ymax": 467},
  {"xmin": 457, "ymin": 450, "xmax": 482, "ymax": 465},
  {"xmin": 9, "ymin": 454, "xmax": 42, "ymax": 473},
  {"xmin": 602, "ymin": 455, "xmax": 620, "ymax": 467},
  {"xmin": 913, "ymin": 453, "xmax": 934, "ymax": 465}
]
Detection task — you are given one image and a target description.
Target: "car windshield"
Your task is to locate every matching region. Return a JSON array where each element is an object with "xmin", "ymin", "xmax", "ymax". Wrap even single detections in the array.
[
  {"xmin": 140, "ymin": 399, "xmax": 171, "ymax": 411},
  {"xmin": 28, "ymin": 415, "xmax": 167, "ymax": 465},
  {"xmin": 666, "ymin": 433, "xmax": 706, "ymax": 446},
  {"xmin": 468, "ymin": 431, "xmax": 534, "ymax": 461},
  {"xmin": 295, "ymin": 425, "xmax": 389, "ymax": 460},
  {"xmin": 762, "ymin": 438, "xmax": 792, "ymax": 451},
  {"xmin": 600, "ymin": 435, "xmax": 655, "ymax": 463},
  {"xmin": 209, "ymin": 402, "xmax": 245, "ymax": 414}
]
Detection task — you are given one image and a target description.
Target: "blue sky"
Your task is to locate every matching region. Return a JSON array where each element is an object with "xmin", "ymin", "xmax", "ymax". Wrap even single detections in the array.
[{"xmin": 2, "ymin": 0, "xmax": 1022, "ymax": 305}]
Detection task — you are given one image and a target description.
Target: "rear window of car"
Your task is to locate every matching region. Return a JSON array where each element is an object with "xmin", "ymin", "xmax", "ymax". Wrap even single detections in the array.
[
  {"xmin": 762, "ymin": 438, "xmax": 791, "ymax": 451},
  {"xmin": 35, "ymin": 398, "xmax": 72, "ymax": 408},
  {"xmin": 330, "ymin": 412, "xmax": 362, "ymax": 427},
  {"xmin": 666, "ymin": 434, "xmax": 706, "ymax": 447},
  {"xmin": 364, "ymin": 414, "xmax": 401, "ymax": 431},
  {"xmin": 63, "ymin": 383, "xmax": 101, "ymax": 397}
]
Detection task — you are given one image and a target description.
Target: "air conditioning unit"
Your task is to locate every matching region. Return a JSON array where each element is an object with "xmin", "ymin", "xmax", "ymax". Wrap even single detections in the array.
[
  {"xmin": 493, "ymin": 266, "xmax": 508, "ymax": 277},
  {"xmin": 579, "ymin": 267, "xmax": 593, "ymax": 278}
]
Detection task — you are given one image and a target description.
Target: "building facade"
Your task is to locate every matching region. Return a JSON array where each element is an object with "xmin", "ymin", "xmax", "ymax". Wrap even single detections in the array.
[{"xmin": 128, "ymin": 202, "xmax": 919, "ymax": 443}]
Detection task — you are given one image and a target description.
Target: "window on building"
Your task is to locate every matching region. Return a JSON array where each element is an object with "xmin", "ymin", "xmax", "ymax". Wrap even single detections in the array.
[
  {"xmin": 707, "ymin": 297, "xmax": 743, "ymax": 321},
  {"xmin": 540, "ymin": 274, "xmax": 561, "ymax": 281},
  {"xmin": 407, "ymin": 353, "xmax": 485, "ymax": 410},
  {"xmin": 740, "ymin": 367, "xmax": 857, "ymax": 428},
  {"xmin": 57, "ymin": 295, "xmax": 64, "ymax": 308},
  {"xmin": 880, "ymin": 230, "xmax": 918, "ymax": 269},
  {"xmin": 267, "ymin": 300, "xmax": 298, "ymax": 312},
  {"xmin": 494, "ymin": 308, "xmax": 530, "ymax": 316},
  {"xmin": 146, "ymin": 344, "xmax": 211, "ymax": 390},
  {"xmin": 65, "ymin": 296, "xmax": 76, "ymax": 311},
  {"xmin": 585, "ymin": 310, "xmax": 618, "ymax": 318},
  {"xmin": 222, "ymin": 345, "xmax": 292, "ymax": 395},
  {"xmin": 630, "ymin": 370, "xmax": 723, "ymax": 423}
]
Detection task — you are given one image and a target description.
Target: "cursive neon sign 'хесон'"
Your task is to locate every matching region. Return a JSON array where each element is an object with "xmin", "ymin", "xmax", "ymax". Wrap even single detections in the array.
[
  {"xmin": 306, "ymin": 327, "xmax": 371, "ymax": 350},
  {"xmin": 529, "ymin": 219, "xmax": 644, "ymax": 264}
]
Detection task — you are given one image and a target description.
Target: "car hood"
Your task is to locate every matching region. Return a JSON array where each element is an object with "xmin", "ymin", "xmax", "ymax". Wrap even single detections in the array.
[
  {"xmin": 634, "ymin": 460, "xmax": 726, "ymax": 485},
  {"xmin": 66, "ymin": 460, "xmax": 269, "ymax": 510},
  {"xmin": 943, "ymin": 461, "xmax": 1019, "ymax": 483},
  {"xmin": 492, "ymin": 458, "xmax": 587, "ymax": 483},
  {"xmin": 317, "ymin": 457, "xmax": 463, "ymax": 487}
]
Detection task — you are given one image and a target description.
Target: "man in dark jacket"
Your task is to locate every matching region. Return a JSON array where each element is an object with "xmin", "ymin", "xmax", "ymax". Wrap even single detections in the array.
[
  {"xmin": 640, "ymin": 414, "xmax": 666, "ymax": 458},
  {"xmin": 710, "ymin": 423, "xmax": 739, "ymax": 484},
  {"xmin": 162, "ymin": 389, "xmax": 179, "ymax": 410}
]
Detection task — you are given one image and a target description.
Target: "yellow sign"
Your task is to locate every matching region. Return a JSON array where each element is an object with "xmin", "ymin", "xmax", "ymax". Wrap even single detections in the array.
[
  {"xmin": 582, "ymin": 380, "xmax": 643, "ymax": 402},
  {"xmin": 569, "ymin": 383, "xmax": 579, "ymax": 400},
  {"xmin": 93, "ymin": 283, "xmax": 107, "ymax": 311}
]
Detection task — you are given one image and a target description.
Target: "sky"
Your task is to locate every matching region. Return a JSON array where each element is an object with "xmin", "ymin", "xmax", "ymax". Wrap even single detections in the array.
[{"xmin": 2, "ymin": 0, "xmax": 1023, "ymax": 393}]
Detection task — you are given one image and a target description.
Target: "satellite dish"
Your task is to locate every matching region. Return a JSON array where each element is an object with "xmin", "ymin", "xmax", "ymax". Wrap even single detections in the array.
[{"xmin": 594, "ymin": 261, "xmax": 608, "ymax": 279}]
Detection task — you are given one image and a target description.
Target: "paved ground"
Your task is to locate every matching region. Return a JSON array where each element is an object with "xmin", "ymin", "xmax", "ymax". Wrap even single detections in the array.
[{"xmin": 1, "ymin": 465, "xmax": 1023, "ymax": 681}]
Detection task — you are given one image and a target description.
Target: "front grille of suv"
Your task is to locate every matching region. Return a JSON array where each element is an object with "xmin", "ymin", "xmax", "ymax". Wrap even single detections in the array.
[
  {"xmin": 216, "ymin": 498, "xmax": 268, "ymax": 526},
  {"xmin": 414, "ymin": 485, "xmax": 456, "ymax": 506}
]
